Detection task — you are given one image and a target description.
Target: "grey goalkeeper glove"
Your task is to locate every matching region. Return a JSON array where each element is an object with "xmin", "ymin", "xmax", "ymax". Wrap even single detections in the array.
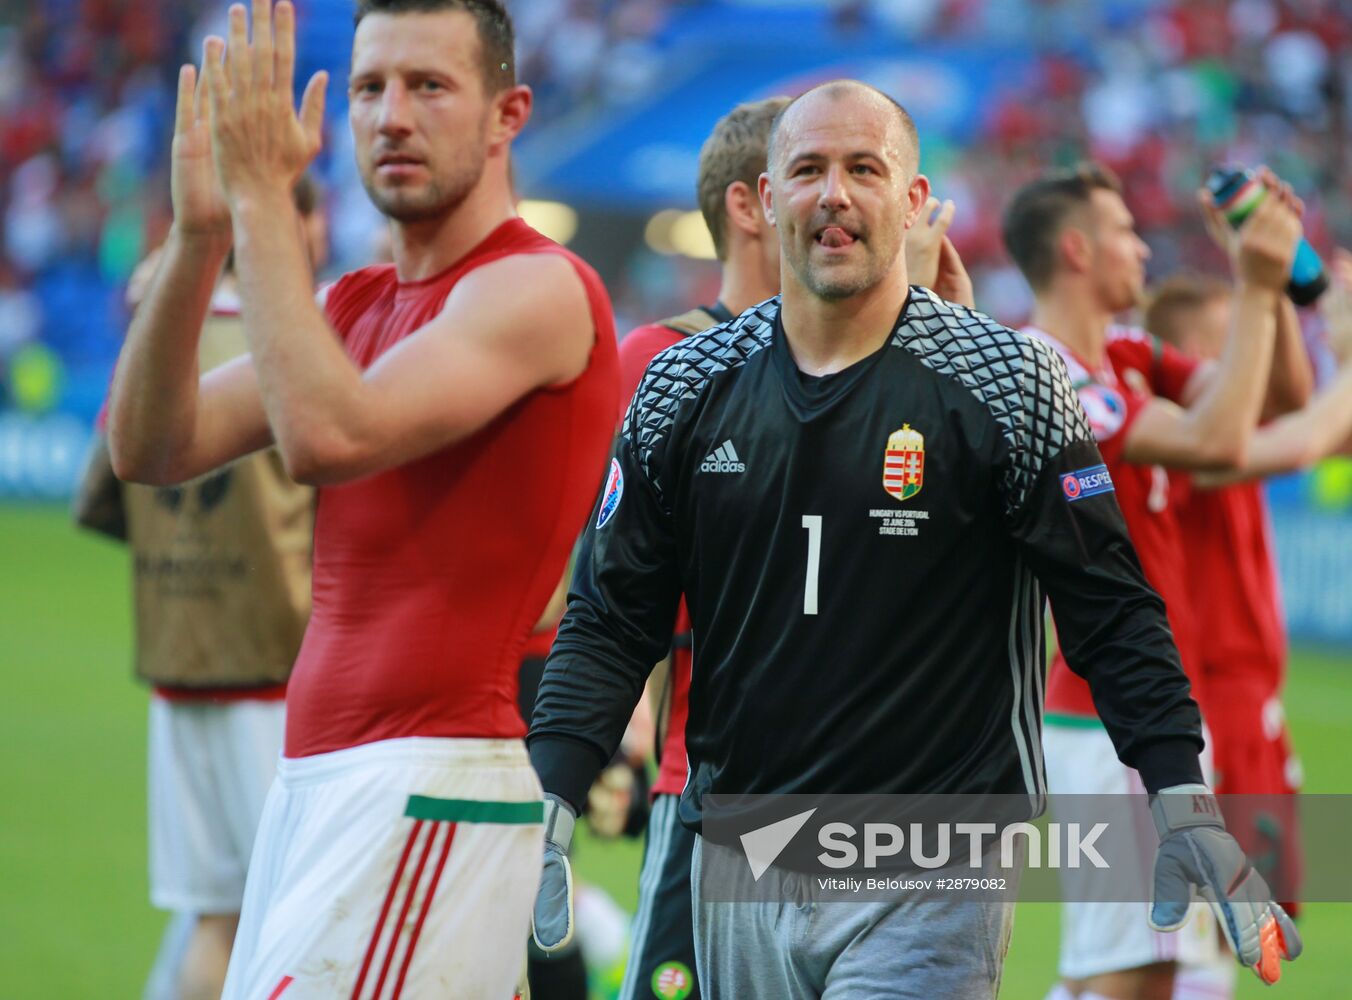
[
  {"xmin": 1149, "ymin": 784, "xmax": 1302, "ymax": 984},
  {"xmin": 531, "ymin": 794, "xmax": 577, "ymax": 953}
]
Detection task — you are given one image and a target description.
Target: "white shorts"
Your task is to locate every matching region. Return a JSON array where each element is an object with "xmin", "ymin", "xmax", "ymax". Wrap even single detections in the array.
[
  {"xmin": 222, "ymin": 736, "xmax": 543, "ymax": 1000},
  {"xmin": 149, "ymin": 695, "xmax": 285, "ymax": 913},
  {"xmin": 1043, "ymin": 720, "xmax": 1218, "ymax": 979}
]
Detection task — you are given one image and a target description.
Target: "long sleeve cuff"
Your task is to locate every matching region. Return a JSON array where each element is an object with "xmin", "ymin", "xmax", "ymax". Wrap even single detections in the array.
[
  {"xmin": 1133, "ymin": 737, "xmax": 1205, "ymax": 793},
  {"xmin": 527, "ymin": 734, "xmax": 609, "ymax": 814}
]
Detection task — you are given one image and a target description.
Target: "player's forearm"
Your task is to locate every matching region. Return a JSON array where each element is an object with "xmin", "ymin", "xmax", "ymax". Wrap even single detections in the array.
[
  {"xmin": 1262, "ymin": 298, "xmax": 1315, "ymax": 419},
  {"xmin": 529, "ymin": 606, "xmax": 663, "ymax": 809},
  {"xmin": 1180, "ymin": 283, "xmax": 1280, "ymax": 466},
  {"xmin": 107, "ymin": 227, "xmax": 228, "ymax": 484},
  {"xmin": 231, "ymin": 191, "xmax": 369, "ymax": 483},
  {"xmin": 1197, "ymin": 360, "xmax": 1352, "ymax": 486}
]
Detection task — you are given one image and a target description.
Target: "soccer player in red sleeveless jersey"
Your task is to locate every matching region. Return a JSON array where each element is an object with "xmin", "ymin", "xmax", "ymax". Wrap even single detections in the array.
[
  {"xmin": 1003, "ymin": 165, "xmax": 1307, "ymax": 1000},
  {"xmin": 106, "ymin": 2, "xmax": 619, "ymax": 997}
]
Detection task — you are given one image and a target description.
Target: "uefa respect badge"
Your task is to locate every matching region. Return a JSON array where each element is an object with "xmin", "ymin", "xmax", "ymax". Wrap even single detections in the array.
[{"xmin": 1061, "ymin": 464, "xmax": 1114, "ymax": 502}]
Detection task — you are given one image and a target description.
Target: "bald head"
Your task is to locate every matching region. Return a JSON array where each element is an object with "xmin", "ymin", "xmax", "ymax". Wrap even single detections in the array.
[
  {"xmin": 767, "ymin": 80, "xmax": 920, "ymax": 179},
  {"xmin": 758, "ymin": 78, "xmax": 929, "ymax": 304}
]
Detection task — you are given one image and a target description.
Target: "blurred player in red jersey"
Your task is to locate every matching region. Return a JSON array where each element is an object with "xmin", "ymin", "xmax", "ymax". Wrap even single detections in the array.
[
  {"xmin": 1147, "ymin": 253, "xmax": 1352, "ymax": 910},
  {"xmin": 105, "ymin": 1, "xmax": 618, "ymax": 997},
  {"xmin": 1003, "ymin": 163, "xmax": 1306, "ymax": 1000}
]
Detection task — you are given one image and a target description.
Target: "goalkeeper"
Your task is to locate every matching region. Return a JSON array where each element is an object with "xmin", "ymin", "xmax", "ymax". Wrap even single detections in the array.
[{"xmin": 528, "ymin": 82, "xmax": 1301, "ymax": 997}]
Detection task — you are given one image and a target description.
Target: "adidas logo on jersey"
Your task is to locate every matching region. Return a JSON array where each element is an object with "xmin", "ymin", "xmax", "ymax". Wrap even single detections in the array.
[{"xmin": 700, "ymin": 440, "xmax": 745, "ymax": 473}]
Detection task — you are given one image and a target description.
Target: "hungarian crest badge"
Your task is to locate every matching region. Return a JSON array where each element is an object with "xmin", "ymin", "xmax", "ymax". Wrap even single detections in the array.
[{"xmin": 883, "ymin": 424, "xmax": 924, "ymax": 501}]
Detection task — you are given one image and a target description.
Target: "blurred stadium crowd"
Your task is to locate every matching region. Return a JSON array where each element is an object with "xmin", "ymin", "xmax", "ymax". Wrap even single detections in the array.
[{"xmin": 3, "ymin": 0, "xmax": 1351, "ymax": 424}]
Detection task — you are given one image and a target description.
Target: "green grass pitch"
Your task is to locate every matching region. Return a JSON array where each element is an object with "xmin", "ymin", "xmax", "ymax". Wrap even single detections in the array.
[{"xmin": 1, "ymin": 503, "xmax": 1347, "ymax": 998}]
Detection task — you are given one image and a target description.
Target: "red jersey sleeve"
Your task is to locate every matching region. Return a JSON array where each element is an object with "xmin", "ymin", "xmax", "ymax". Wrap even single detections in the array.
[
  {"xmin": 1107, "ymin": 325, "xmax": 1200, "ymax": 405},
  {"xmin": 617, "ymin": 323, "xmax": 684, "ymax": 422}
]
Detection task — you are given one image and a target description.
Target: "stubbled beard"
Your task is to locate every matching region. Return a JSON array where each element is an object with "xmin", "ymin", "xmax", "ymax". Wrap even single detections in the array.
[
  {"xmin": 795, "ymin": 242, "xmax": 890, "ymax": 301},
  {"xmin": 362, "ymin": 147, "xmax": 485, "ymax": 224},
  {"xmin": 364, "ymin": 172, "xmax": 474, "ymax": 223},
  {"xmin": 804, "ymin": 267, "xmax": 876, "ymax": 301}
]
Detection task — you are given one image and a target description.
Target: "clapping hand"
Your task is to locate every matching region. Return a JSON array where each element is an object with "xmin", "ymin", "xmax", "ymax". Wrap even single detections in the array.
[
  {"xmin": 905, "ymin": 196, "xmax": 975, "ymax": 308},
  {"xmin": 201, "ymin": 0, "xmax": 328, "ymax": 210}
]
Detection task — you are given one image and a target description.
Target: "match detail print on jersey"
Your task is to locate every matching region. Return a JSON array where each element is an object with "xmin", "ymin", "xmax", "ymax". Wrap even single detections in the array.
[{"xmin": 883, "ymin": 424, "xmax": 925, "ymax": 501}]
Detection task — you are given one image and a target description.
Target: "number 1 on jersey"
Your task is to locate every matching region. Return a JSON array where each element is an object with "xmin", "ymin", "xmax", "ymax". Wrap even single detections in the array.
[{"xmin": 802, "ymin": 515, "xmax": 822, "ymax": 615}]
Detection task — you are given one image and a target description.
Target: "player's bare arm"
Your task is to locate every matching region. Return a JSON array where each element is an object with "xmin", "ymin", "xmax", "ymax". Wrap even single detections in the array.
[
  {"xmin": 1121, "ymin": 179, "xmax": 1300, "ymax": 470},
  {"xmin": 204, "ymin": 0, "xmax": 592, "ymax": 484},
  {"xmin": 107, "ymin": 57, "xmax": 273, "ymax": 486},
  {"xmin": 1265, "ymin": 296, "xmax": 1315, "ymax": 414},
  {"xmin": 1196, "ymin": 246, "xmax": 1352, "ymax": 483}
]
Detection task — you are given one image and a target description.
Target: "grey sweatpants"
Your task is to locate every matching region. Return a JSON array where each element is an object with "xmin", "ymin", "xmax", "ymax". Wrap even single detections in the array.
[{"xmin": 691, "ymin": 837, "xmax": 1017, "ymax": 999}]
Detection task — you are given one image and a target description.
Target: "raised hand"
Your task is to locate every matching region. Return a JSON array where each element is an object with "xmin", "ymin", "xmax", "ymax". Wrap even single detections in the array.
[
  {"xmin": 202, "ymin": 0, "xmax": 328, "ymax": 207},
  {"xmin": 1199, "ymin": 184, "xmax": 1240, "ymax": 267},
  {"xmin": 933, "ymin": 234, "xmax": 975, "ymax": 309},
  {"xmin": 171, "ymin": 62, "xmax": 231, "ymax": 240},
  {"xmin": 1236, "ymin": 175, "xmax": 1302, "ymax": 294},
  {"xmin": 905, "ymin": 196, "xmax": 956, "ymax": 292},
  {"xmin": 1203, "ymin": 167, "xmax": 1303, "ymax": 282}
]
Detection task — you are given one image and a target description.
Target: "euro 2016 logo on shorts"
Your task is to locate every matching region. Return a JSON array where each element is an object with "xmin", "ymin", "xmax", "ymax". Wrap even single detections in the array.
[
  {"xmin": 1061, "ymin": 464, "xmax": 1114, "ymax": 502},
  {"xmin": 651, "ymin": 961, "xmax": 695, "ymax": 999},
  {"xmin": 597, "ymin": 458, "xmax": 623, "ymax": 528}
]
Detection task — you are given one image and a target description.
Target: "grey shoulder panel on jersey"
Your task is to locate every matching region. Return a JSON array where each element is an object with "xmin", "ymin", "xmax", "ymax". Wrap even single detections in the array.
[
  {"xmin": 626, "ymin": 297, "xmax": 779, "ymax": 505},
  {"xmin": 893, "ymin": 289, "xmax": 1093, "ymax": 514}
]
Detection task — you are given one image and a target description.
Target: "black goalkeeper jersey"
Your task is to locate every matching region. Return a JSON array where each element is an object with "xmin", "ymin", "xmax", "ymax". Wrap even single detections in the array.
[{"xmin": 530, "ymin": 290, "xmax": 1202, "ymax": 831}]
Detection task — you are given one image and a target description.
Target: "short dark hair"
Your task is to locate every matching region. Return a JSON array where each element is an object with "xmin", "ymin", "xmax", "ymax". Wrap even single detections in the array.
[
  {"xmin": 697, "ymin": 97, "xmax": 791, "ymax": 261},
  {"xmin": 1002, "ymin": 162, "xmax": 1123, "ymax": 291},
  {"xmin": 1144, "ymin": 273, "xmax": 1230, "ymax": 348},
  {"xmin": 353, "ymin": 0, "xmax": 516, "ymax": 92},
  {"xmin": 767, "ymin": 81, "xmax": 920, "ymax": 177}
]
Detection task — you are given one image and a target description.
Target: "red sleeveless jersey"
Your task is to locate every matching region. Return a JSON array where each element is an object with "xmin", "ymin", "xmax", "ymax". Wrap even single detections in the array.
[
  {"xmin": 285, "ymin": 219, "xmax": 618, "ymax": 757},
  {"xmin": 1173, "ymin": 478, "xmax": 1286, "ymax": 689}
]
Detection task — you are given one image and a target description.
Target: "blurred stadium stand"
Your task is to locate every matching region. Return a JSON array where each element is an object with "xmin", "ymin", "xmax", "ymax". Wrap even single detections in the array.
[{"xmin": 2, "ymin": 0, "xmax": 1349, "ymax": 642}]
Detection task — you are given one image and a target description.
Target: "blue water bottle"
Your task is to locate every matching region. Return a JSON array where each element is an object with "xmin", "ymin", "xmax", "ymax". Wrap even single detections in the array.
[{"xmin": 1205, "ymin": 166, "xmax": 1327, "ymax": 305}]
